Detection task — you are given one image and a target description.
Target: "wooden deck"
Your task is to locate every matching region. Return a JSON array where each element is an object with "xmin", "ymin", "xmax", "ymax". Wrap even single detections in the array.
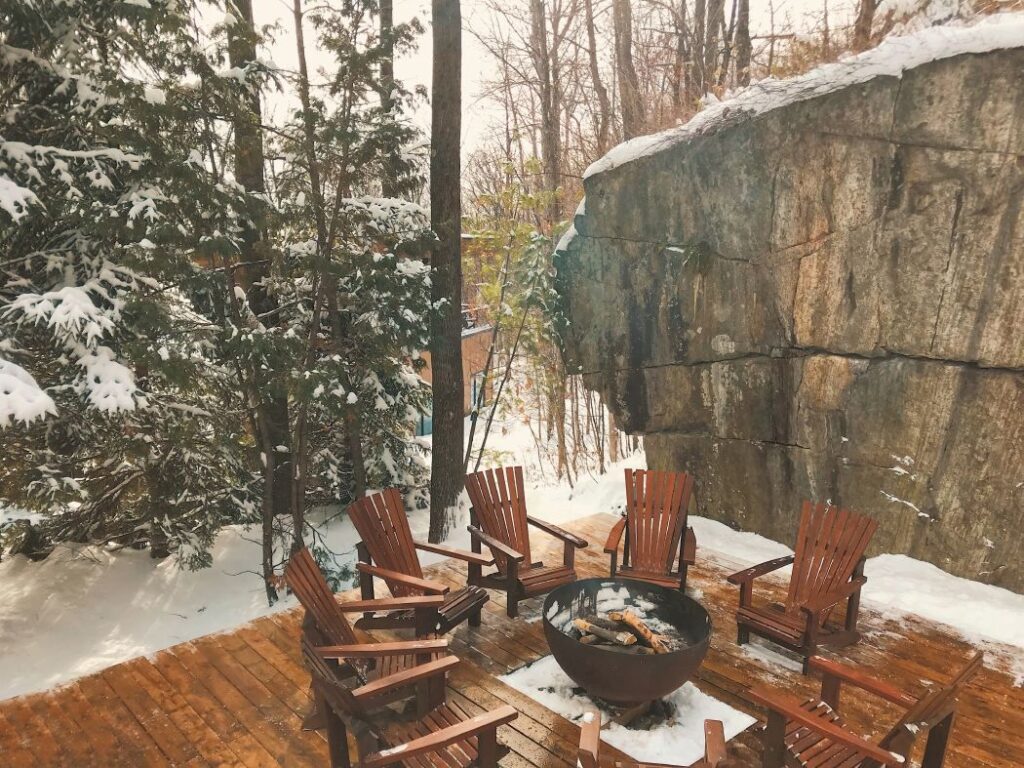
[{"xmin": 2, "ymin": 512, "xmax": 1022, "ymax": 767}]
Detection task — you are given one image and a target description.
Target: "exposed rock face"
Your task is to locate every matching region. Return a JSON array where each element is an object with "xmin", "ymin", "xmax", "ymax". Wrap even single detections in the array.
[{"xmin": 555, "ymin": 48, "xmax": 1024, "ymax": 591}]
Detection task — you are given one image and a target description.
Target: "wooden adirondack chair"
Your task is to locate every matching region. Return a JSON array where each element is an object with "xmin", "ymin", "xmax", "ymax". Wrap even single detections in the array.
[
  {"xmin": 578, "ymin": 709, "xmax": 753, "ymax": 767},
  {"xmin": 727, "ymin": 501, "xmax": 878, "ymax": 671},
  {"xmin": 752, "ymin": 651, "xmax": 983, "ymax": 768},
  {"xmin": 285, "ymin": 547, "xmax": 453, "ymax": 726},
  {"xmin": 349, "ymin": 489, "xmax": 492, "ymax": 635},
  {"xmin": 604, "ymin": 468, "xmax": 697, "ymax": 590},
  {"xmin": 464, "ymin": 466, "xmax": 588, "ymax": 618},
  {"xmin": 302, "ymin": 633, "xmax": 518, "ymax": 768}
]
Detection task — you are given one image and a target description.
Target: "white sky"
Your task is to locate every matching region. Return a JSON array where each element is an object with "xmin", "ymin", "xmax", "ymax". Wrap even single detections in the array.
[{"xmin": 251, "ymin": 0, "xmax": 857, "ymax": 159}]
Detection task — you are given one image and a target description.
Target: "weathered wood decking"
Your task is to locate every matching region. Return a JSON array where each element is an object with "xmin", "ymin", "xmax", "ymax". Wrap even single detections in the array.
[{"xmin": 1, "ymin": 513, "xmax": 1022, "ymax": 767}]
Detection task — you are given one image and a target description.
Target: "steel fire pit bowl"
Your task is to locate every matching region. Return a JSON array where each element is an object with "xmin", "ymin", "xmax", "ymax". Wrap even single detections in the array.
[{"xmin": 542, "ymin": 577, "xmax": 711, "ymax": 704}]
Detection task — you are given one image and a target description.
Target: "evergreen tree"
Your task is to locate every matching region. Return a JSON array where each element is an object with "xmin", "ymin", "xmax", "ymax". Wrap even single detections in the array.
[{"xmin": 0, "ymin": 0, "xmax": 261, "ymax": 564}]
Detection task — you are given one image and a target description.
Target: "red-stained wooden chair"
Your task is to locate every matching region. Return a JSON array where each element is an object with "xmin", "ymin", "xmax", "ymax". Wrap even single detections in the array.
[
  {"xmin": 285, "ymin": 547, "xmax": 452, "ymax": 727},
  {"xmin": 578, "ymin": 708, "xmax": 751, "ymax": 767},
  {"xmin": 727, "ymin": 501, "xmax": 878, "ymax": 672},
  {"xmin": 302, "ymin": 633, "xmax": 518, "ymax": 768},
  {"xmin": 604, "ymin": 468, "xmax": 697, "ymax": 590},
  {"xmin": 464, "ymin": 466, "xmax": 588, "ymax": 618},
  {"xmin": 349, "ymin": 489, "xmax": 491, "ymax": 635},
  {"xmin": 752, "ymin": 651, "xmax": 983, "ymax": 768}
]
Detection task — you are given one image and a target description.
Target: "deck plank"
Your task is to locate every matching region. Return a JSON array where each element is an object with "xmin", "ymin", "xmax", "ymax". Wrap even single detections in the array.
[{"xmin": 1, "ymin": 512, "xmax": 1022, "ymax": 767}]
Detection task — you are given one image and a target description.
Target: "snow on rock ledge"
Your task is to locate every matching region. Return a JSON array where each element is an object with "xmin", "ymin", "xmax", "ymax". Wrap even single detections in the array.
[{"xmin": 584, "ymin": 13, "xmax": 1024, "ymax": 180}]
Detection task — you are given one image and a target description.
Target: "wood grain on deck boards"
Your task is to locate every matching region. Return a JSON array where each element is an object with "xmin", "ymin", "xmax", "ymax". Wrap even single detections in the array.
[{"xmin": 1, "ymin": 512, "xmax": 1021, "ymax": 767}]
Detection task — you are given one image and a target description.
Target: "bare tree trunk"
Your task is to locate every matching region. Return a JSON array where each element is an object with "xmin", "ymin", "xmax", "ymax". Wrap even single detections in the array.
[
  {"xmin": 613, "ymin": 0, "xmax": 644, "ymax": 140},
  {"xmin": 583, "ymin": 0, "xmax": 611, "ymax": 154},
  {"xmin": 735, "ymin": 0, "xmax": 751, "ymax": 86},
  {"xmin": 852, "ymin": 0, "xmax": 876, "ymax": 51},
  {"xmin": 429, "ymin": 0, "xmax": 465, "ymax": 543},
  {"xmin": 704, "ymin": 0, "xmax": 726, "ymax": 88},
  {"xmin": 718, "ymin": 0, "xmax": 738, "ymax": 87},
  {"xmin": 379, "ymin": 0, "xmax": 401, "ymax": 196},
  {"xmin": 692, "ymin": 0, "xmax": 707, "ymax": 97},
  {"xmin": 608, "ymin": 407, "xmax": 619, "ymax": 464},
  {"xmin": 672, "ymin": 1, "xmax": 689, "ymax": 113},
  {"xmin": 229, "ymin": 0, "xmax": 290, "ymax": 593},
  {"xmin": 529, "ymin": 0, "xmax": 562, "ymax": 226}
]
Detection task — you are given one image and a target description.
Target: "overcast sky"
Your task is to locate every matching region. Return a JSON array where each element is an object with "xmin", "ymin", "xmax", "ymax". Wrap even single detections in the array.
[{"xmin": 251, "ymin": 0, "xmax": 857, "ymax": 159}]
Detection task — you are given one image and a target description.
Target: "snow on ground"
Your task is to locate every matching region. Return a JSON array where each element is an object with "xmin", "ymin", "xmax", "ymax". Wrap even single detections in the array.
[
  {"xmin": 2, "ymin": 404, "xmax": 1023, "ymax": 700},
  {"xmin": 500, "ymin": 654, "xmax": 755, "ymax": 765},
  {"xmin": 583, "ymin": 13, "xmax": 1024, "ymax": 180}
]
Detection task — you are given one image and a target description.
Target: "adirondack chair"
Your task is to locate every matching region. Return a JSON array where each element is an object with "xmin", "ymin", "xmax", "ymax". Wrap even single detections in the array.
[
  {"xmin": 284, "ymin": 547, "xmax": 453, "ymax": 727},
  {"xmin": 302, "ymin": 633, "xmax": 518, "ymax": 768},
  {"xmin": 578, "ymin": 709, "xmax": 753, "ymax": 767},
  {"xmin": 752, "ymin": 651, "xmax": 983, "ymax": 768},
  {"xmin": 604, "ymin": 468, "xmax": 697, "ymax": 590},
  {"xmin": 349, "ymin": 488, "xmax": 491, "ymax": 635},
  {"xmin": 727, "ymin": 501, "xmax": 878, "ymax": 672},
  {"xmin": 464, "ymin": 465, "xmax": 588, "ymax": 618}
]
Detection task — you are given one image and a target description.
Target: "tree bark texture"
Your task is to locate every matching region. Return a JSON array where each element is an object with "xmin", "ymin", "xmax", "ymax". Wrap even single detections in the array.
[
  {"xmin": 428, "ymin": 0, "xmax": 465, "ymax": 542},
  {"xmin": 612, "ymin": 0, "xmax": 644, "ymax": 140}
]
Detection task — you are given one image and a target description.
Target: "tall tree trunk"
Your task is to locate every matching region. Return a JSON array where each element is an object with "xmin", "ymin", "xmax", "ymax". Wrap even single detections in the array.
[
  {"xmin": 692, "ymin": 0, "xmax": 707, "ymax": 98},
  {"xmin": 379, "ymin": 0, "xmax": 401, "ymax": 196},
  {"xmin": 229, "ymin": 0, "xmax": 290, "ymax": 594},
  {"xmin": 672, "ymin": 1, "xmax": 689, "ymax": 113},
  {"xmin": 704, "ymin": 0, "xmax": 726, "ymax": 88},
  {"xmin": 852, "ymin": 0, "xmax": 876, "ymax": 52},
  {"xmin": 612, "ymin": 0, "xmax": 644, "ymax": 140},
  {"xmin": 735, "ymin": 0, "xmax": 752, "ymax": 86},
  {"xmin": 583, "ymin": 0, "xmax": 610, "ymax": 155},
  {"xmin": 428, "ymin": 0, "xmax": 465, "ymax": 543},
  {"xmin": 608, "ymin": 407, "xmax": 619, "ymax": 464},
  {"xmin": 529, "ymin": 0, "xmax": 562, "ymax": 226}
]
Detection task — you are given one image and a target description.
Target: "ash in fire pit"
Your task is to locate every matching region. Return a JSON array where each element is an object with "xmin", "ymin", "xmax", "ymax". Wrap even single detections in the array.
[{"xmin": 542, "ymin": 578, "xmax": 711, "ymax": 704}]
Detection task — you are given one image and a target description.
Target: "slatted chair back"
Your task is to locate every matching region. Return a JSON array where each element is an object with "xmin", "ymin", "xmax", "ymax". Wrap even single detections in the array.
[
  {"xmin": 624, "ymin": 468, "xmax": 695, "ymax": 575},
  {"xmin": 465, "ymin": 466, "xmax": 531, "ymax": 574},
  {"xmin": 785, "ymin": 501, "xmax": 877, "ymax": 619},
  {"xmin": 285, "ymin": 547, "xmax": 359, "ymax": 647},
  {"xmin": 879, "ymin": 652, "xmax": 983, "ymax": 752},
  {"xmin": 349, "ymin": 489, "xmax": 424, "ymax": 595}
]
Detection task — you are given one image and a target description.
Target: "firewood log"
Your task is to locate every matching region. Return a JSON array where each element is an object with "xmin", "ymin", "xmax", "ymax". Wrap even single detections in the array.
[
  {"xmin": 579, "ymin": 614, "xmax": 626, "ymax": 633},
  {"xmin": 579, "ymin": 633, "xmax": 600, "ymax": 645},
  {"xmin": 608, "ymin": 610, "xmax": 670, "ymax": 654},
  {"xmin": 598, "ymin": 644, "xmax": 656, "ymax": 655},
  {"xmin": 572, "ymin": 618, "xmax": 636, "ymax": 645}
]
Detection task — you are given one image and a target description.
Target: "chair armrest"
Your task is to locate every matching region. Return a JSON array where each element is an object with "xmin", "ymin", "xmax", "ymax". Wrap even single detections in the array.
[
  {"xmin": 527, "ymin": 515, "xmax": 587, "ymax": 547},
  {"xmin": 413, "ymin": 540, "xmax": 494, "ymax": 566},
  {"xmin": 726, "ymin": 555, "xmax": 794, "ymax": 584},
  {"xmin": 748, "ymin": 687, "xmax": 906, "ymax": 766},
  {"xmin": 467, "ymin": 524, "xmax": 525, "ymax": 562},
  {"xmin": 807, "ymin": 656, "xmax": 917, "ymax": 707},
  {"xmin": 352, "ymin": 656, "xmax": 460, "ymax": 701},
  {"xmin": 362, "ymin": 705, "xmax": 518, "ymax": 768},
  {"xmin": 336, "ymin": 595, "xmax": 446, "ymax": 613},
  {"xmin": 356, "ymin": 562, "xmax": 450, "ymax": 595},
  {"xmin": 604, "ymin": 518, "xmax": 626, "ymax": 554},
  {"xmin": 316, "ymin": 639, "xmax": 450, "ymax": 659},
  {"xmin": 799, "ymin": 577, "xmax": 867, "ymax": 617}
]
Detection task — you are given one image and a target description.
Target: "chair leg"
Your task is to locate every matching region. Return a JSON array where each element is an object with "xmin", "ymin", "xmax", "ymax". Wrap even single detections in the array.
[
  {"xmin": 469, "ymin": 606, "xmax": 482, "ymax": 627},
  {"xmin": 321, "ymin": 692, "xmax": 351, "ymax": 768},
  {"xmin": 678, "ymin": 562, "xmax": 689, "ymax": 592},
  {"xmin": 506, "ymin": 591, "xmax": 519, "ymax": 618},
  {"xmin": 477, "ymin": 726, "xmax": 499, "ymax": 767},
  {"xmin": 736, "ymin": 623, "xmax": 750, "ymax": 646},
  {"xmin": 762, "ymin": 710, "xmax": 786, "ymax": 768},
  {"xmin": 922, "ymin": 712, "xmax": 955, "ymax": 768},
  {"xmin": 303, "ymin": 684, "xmax": 328, "ymax": 730}
]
